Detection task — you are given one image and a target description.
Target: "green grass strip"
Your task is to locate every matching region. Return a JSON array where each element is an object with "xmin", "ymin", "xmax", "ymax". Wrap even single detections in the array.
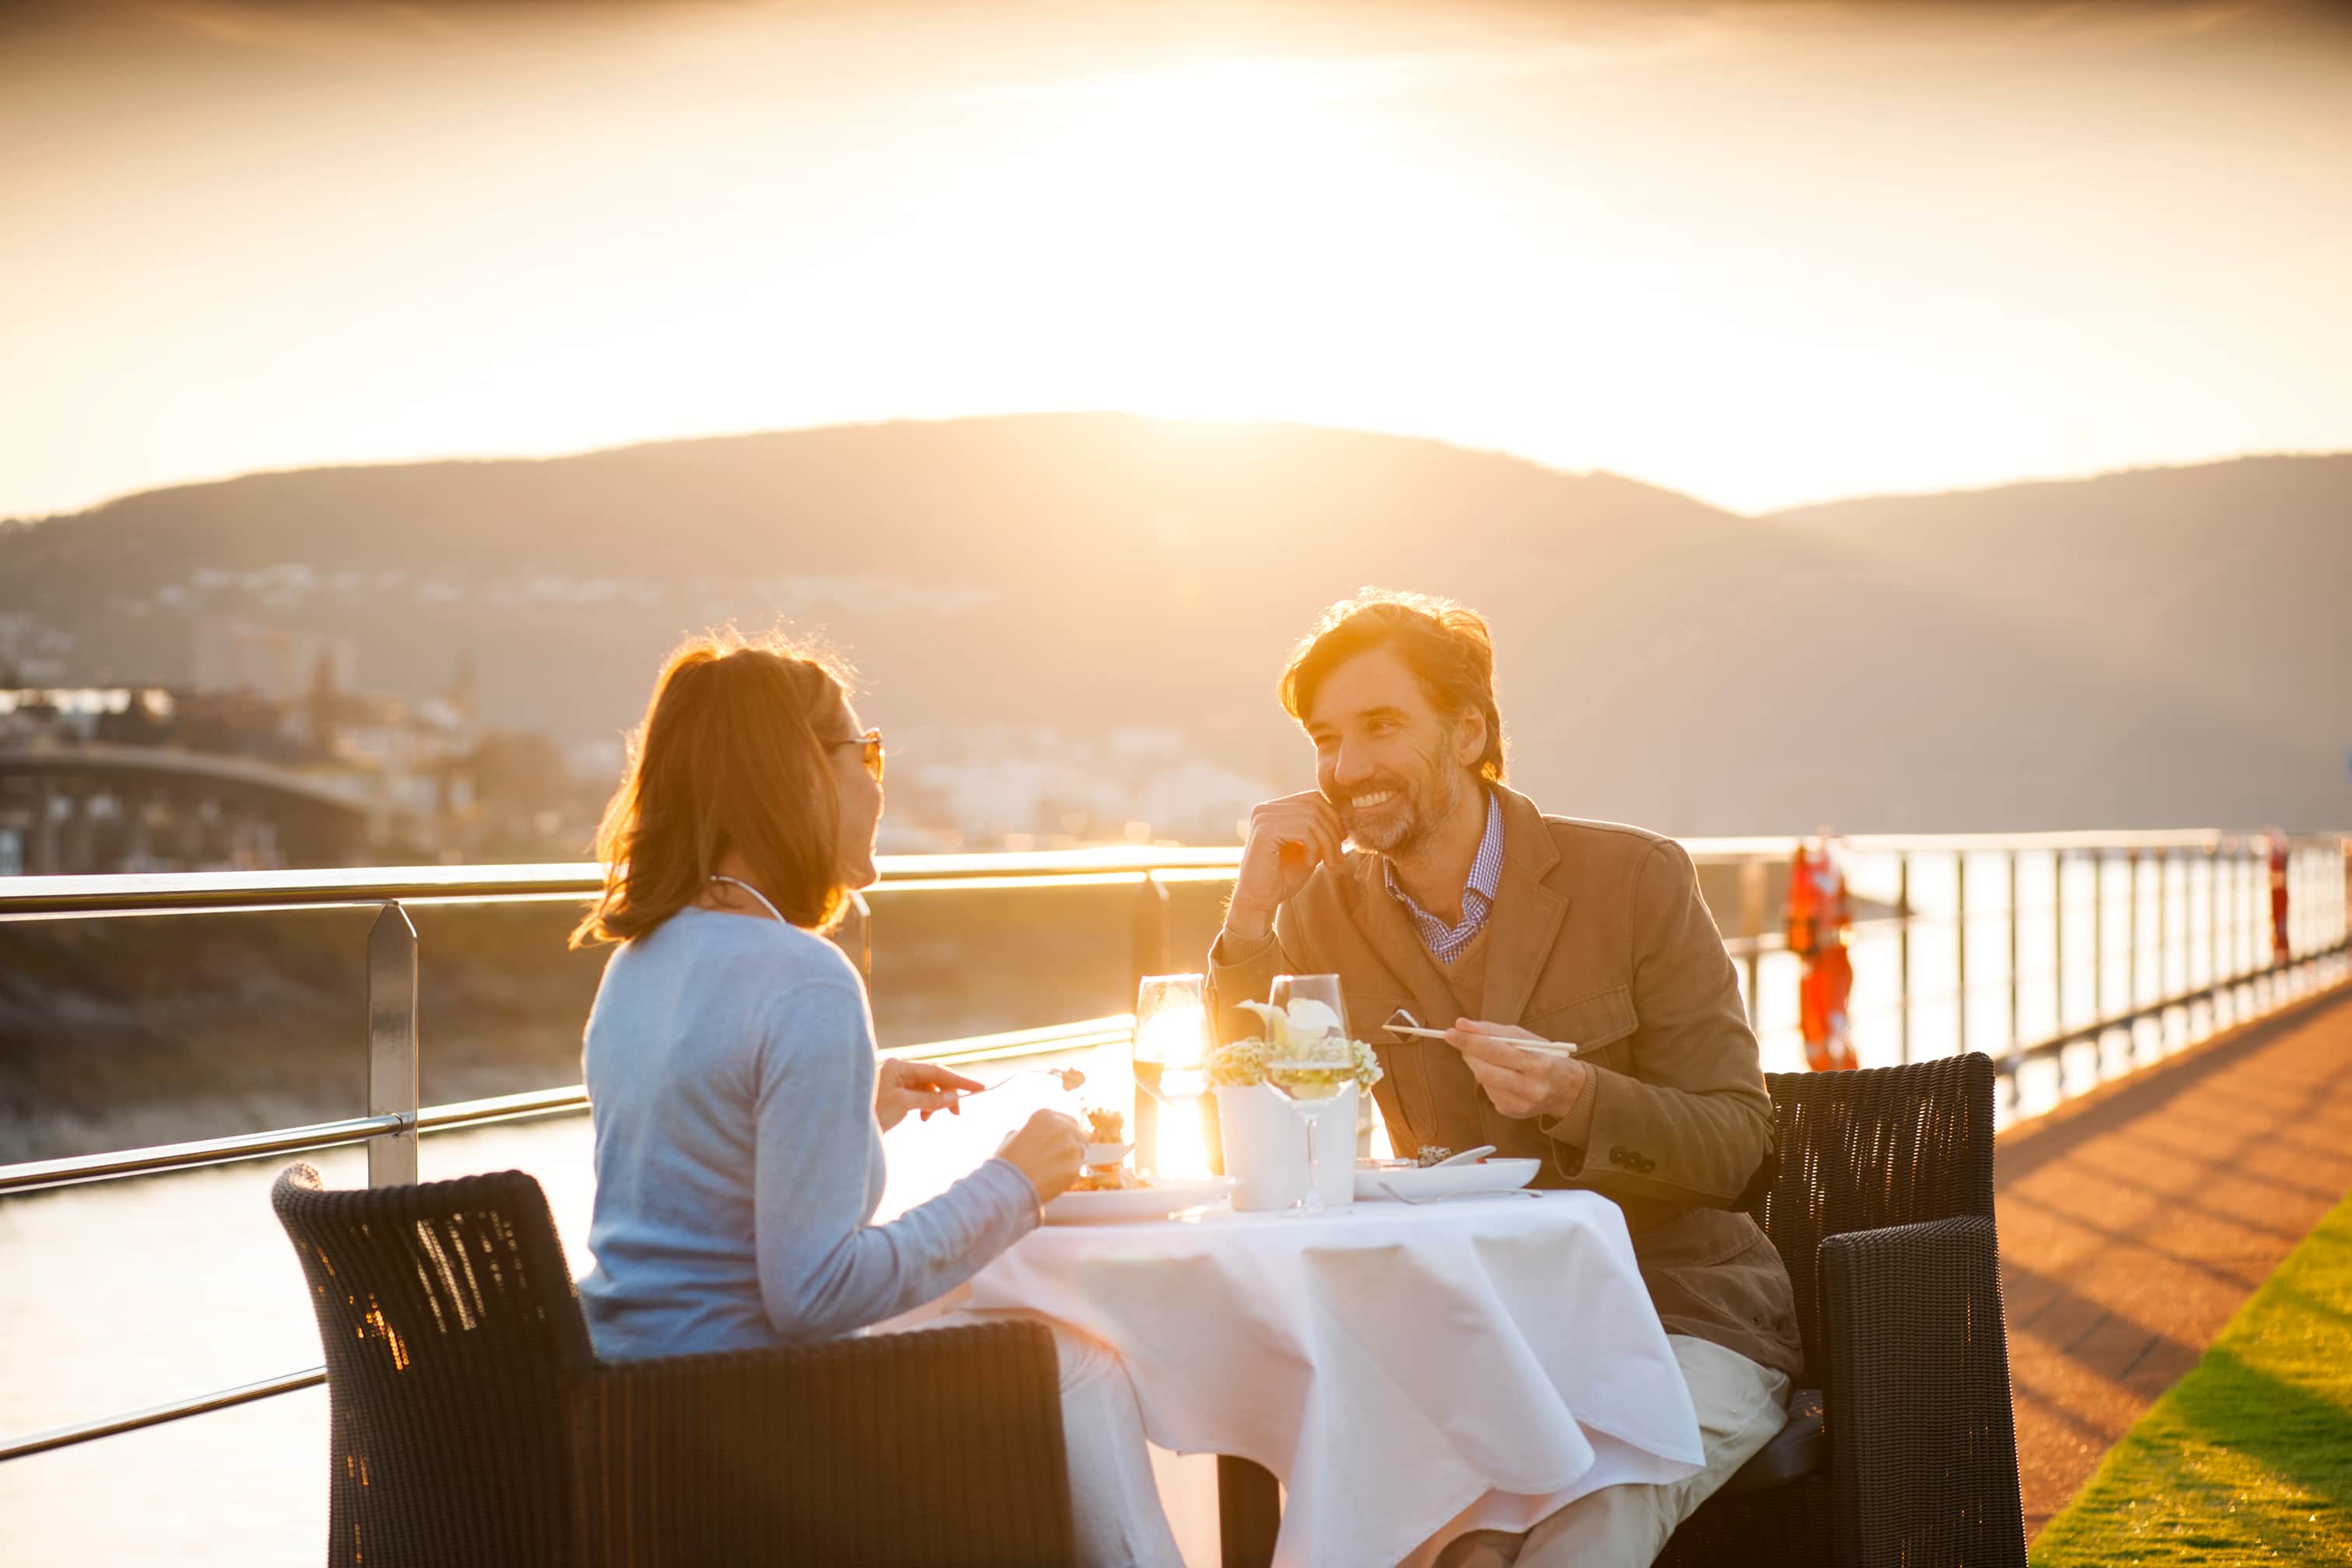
[{"xmin": 2032, "ymin": 1186, "xmax": 2352, "ymax": 1565}]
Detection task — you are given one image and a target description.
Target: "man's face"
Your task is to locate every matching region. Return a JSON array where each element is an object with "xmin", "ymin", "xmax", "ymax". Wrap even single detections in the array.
[{"xmin": 1304, "ymin": 645, "xmax": 1482, "ymax": 855}]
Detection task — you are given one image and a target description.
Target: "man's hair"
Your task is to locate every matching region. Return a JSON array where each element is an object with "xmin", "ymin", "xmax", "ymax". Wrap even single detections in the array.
[
  {"xmin": 1278, "ymin": 590, "xmax": 1506, "ymax": 782},
  {"xmin": 571, "ymin": 628, "xmax": 858, "ymax": 947}
]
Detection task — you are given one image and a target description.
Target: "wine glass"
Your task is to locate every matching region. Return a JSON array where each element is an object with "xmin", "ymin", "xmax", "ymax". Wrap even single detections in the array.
[
  {"xmin": 1132, "ymin": 974, "xmax": 1210, "ymax": 1176},
  {"xmin": 1266, "ymin": 975, "xmax": 1352, "ymax": 1216}
]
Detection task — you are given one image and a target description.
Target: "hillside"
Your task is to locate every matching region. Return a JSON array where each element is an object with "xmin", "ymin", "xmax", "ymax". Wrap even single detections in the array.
[
  {"xmin": 1766, "ymin": 454, "xmax": 2352, "ymax": 740},
  {"xmin": 2, "ymin": 415, "xmax": 2343, "ymax": 835}
]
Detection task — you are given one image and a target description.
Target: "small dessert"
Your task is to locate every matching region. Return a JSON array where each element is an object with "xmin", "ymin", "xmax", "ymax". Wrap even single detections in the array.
[
  {"xmin": 1071, "ymin": 1104, "xmax": 1145, "ymax": 1192},
  {"xmin": 1415, "ymin": 1145, "xmax": 1454, "ymax": 1168}
]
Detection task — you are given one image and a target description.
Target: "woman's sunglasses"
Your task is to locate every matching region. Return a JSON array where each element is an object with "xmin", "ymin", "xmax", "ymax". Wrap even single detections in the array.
[{"xmin": 835, "ymin": 729, "xmax": 884, "ymax": 783}]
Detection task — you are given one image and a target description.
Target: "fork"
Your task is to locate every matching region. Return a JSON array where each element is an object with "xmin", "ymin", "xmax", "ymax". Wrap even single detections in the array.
[
  {"xmin": 961, "ymin": 1066, "xmax": 1087, "ymax": 1098},
  {"xmin": 1374, "ymin": 1181, "xmax": 1543, "ymax": 1206}
]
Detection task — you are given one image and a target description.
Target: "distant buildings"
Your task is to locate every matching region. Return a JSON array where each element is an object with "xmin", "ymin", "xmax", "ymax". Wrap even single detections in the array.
[
  {"xmin": 191, "ymin": 618, "xmax": 358, "ymax": 708},
  {"xmin": 0, "ymin": 634, "xmax": 599, "ymax": 874}
]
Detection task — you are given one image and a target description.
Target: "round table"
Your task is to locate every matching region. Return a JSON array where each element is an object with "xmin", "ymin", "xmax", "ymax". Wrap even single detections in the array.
[{"xmin": 967, "ymin": 1189, "xmax": 1704, "ymax": 1568}]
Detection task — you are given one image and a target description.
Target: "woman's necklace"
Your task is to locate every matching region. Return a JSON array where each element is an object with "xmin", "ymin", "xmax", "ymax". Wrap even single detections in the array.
[{"xmin": 708, "ymin": 873, "xmax": 786, "ymax": 924}]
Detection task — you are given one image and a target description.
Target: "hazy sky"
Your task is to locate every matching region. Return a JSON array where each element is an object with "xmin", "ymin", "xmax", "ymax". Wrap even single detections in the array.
[{"xmin": 4, "ymin": 0, "xmax": 2349, "ymax": 520}]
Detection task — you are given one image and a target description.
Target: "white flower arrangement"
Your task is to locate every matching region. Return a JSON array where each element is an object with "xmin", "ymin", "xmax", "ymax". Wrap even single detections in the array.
[{"xmin": 1210, "ymin": 998, "xmax": 1384, "ymax": 1093}]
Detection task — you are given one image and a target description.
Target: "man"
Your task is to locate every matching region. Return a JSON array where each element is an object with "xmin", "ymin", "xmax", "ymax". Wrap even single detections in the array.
[{"xmin": 1208, "ymin": 591, "xmax": 1803, "ymax": 1567}]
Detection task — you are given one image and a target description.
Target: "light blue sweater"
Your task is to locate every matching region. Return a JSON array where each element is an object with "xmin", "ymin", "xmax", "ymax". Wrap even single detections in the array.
[{"xmin": 576, "ymin": 905, "xmax": 1039, "ymax": 1359}]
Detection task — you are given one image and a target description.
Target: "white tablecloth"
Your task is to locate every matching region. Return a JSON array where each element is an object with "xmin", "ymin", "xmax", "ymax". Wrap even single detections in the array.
[{"xmin": 967, "ymin": 1191, "xmax": 1703, "ymax": 1568}]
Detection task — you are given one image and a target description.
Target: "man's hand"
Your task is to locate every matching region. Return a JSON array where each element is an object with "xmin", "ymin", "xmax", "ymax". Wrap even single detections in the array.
[
  {"xmin": 874, "ymin": 1058, "xmax": 983, "ymax": 1132},
  {"xmin": 1227, "ymin": 791, "xmax": 1346, "ymax": 941},
  {"xmin": 1444, "ymin": 1019, "xmax": 1594, "ymax": 1123}
]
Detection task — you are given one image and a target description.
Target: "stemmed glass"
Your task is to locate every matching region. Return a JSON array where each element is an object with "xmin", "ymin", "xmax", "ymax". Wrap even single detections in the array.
[
  {"xmin": 1266, "ymin": 975, "xmax": 1353, "ymax": 1216},
  {"xmin": 1132, "ymin": 974, "xmax": 1211, "ymax": 1177}
]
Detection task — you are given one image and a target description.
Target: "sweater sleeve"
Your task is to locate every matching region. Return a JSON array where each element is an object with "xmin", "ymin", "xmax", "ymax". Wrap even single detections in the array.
[{"xmin": 751, "ymin": 980, "xmax": 1039, "ymax": 1344}]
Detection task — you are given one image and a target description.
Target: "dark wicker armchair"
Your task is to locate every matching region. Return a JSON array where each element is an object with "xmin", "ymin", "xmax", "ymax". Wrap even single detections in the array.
[
  {"xmin": 1656, "ymin": 1050, "xmax": 2028, "ymax": 1566},
  {"xmin": 271, "ymin": 1163, "xmax": 1077, "ymax": 1568}
]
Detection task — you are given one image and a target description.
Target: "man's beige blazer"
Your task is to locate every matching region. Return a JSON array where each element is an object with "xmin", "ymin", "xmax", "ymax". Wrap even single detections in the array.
[{"xmin": 1209, "ymin": 784, "xmax": 1805, "ymax": 1381}]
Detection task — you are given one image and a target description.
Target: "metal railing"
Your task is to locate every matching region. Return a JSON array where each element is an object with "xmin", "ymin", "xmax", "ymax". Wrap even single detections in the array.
[{"xmin": 2, "ymin": 829, "xmax": 2347, "ymax": 1465}]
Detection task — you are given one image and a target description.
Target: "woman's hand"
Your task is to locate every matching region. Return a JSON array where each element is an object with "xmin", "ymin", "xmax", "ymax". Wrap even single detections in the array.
[
  {"xmin": 995, "ymin": 1110, "xmax": 1087, "ymax": 1204},
  {"xmin": 1444, "ymin": 1019, "xmax": 1593, "ymax": 1122},
  {"xmin": 874, "ymin": 1058, "xmax": 983, "ymax": 1132}
]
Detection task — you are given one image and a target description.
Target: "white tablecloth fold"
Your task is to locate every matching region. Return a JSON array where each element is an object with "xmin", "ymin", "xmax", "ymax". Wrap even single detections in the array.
[{"xmin": 968, "ymin": 1190, "xmax": 1703, "ymax": 1568}]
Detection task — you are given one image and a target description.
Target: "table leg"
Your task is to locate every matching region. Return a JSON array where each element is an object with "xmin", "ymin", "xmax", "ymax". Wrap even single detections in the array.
[{"xmin": 1217, "ymin": 1454, "xmax": 1281, "ymax": 1568}]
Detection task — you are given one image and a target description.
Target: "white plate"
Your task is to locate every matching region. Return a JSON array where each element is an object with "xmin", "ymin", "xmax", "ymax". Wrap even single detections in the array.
[
  {"xmin": 1353, "ymin": 1158, "xmax": 1541, "ymax": 1202},
  {"xmin": 1042, "ymin": 1178, "xmax": 1237, "ymax": 1225}
]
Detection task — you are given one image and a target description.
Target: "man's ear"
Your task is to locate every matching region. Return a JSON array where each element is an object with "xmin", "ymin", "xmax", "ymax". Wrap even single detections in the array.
[{"xmin": 1455, "ymin": 707, "xmax": 1488, "ymax": 767}]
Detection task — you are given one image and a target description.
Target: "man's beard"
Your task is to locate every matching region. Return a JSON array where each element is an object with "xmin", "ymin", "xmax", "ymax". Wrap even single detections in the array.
[{"xmin": 1329, "ymin": 742, "xmax": 1463, "ymax": 856}]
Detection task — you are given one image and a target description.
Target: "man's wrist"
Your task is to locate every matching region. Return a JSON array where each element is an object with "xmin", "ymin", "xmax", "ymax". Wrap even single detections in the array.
[
  {"xmin": 1223, "ymin": 903, "xmax": 1275, "ymax": 944},
  {"xmin": 1545, "ymin": 1062, "xmax": 1598, "ymax": 1136}
]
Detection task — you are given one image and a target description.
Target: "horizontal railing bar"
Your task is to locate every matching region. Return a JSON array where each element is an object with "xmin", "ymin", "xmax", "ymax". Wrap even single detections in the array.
[
  {"xmin": 873, "ymin": 871, "xmax": 1150, "ymax": 894},
  {"xmin": 898, "ymin": 1014, "xmax": 1137, "ymax": 1065},
  {"xmin": 1841, "ymin": 830, "xmax": 2232, "ymax": 853},
  {"xmin": 414, "ymin": 1017, "xmax": 1141, "ymax": 1135},
  {"xmin": 2, "ymin": 1018, "xmax": 1145, "ymax": 1194},
  {"xmin": 0, "ymin": 863, "xmax": 600, "ymax": 916},
  {"xmin": 5, "ymin": 834, "xmax": 2341, "ymax": 918},
  {"xmin": 0, "ymin": 1114, "xmax": 406, "ymax": 1196},
  {"xmin": 0, "ymin": 850, "xmax": 1250, "ymax": 916},
  {"xmin": 2003, "ymin": 943, "xmax": 2346, "ymax": 1071},
  {"xmin": 416, "ymin": 1083, "xmax": 590, "ymax": 1134},
  {"xmin": 0, "ymin": 1367, "xmax": 325, "ymax": 1464}
]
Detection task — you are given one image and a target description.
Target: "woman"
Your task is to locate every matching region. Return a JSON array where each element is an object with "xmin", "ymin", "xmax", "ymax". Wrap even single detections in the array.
[{"xmin": 572, "ymin": 631, "xmax": 1181, "ymax": 1568}]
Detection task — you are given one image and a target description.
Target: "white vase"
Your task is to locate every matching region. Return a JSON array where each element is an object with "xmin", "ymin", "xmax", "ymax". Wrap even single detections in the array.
[{"xmin": 1215, "ymin": 1082, "xmax": 1356, "ymax": 1212}]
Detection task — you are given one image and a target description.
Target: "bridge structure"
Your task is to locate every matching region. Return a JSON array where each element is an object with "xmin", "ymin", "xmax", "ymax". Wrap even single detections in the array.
[
  {"xmin": 0, "ymin": 829, "xmax": 2346, "ymax": 1557},
  {"xmin": 0, "ymin": 741, "xmax": 403, "ymax": 875}
]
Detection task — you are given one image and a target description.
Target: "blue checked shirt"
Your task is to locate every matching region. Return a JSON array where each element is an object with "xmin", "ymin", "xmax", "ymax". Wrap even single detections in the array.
[{"xmin": 1382, "ymin": 790, "xmax": 1504, "ymax": 964}]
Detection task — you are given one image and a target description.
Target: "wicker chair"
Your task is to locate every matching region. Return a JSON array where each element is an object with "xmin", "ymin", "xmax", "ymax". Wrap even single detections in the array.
[
  {"xmin": 1655, "ymin": 1050, "xmax": 2028, "ymax": 1566},
  {"xmin": 270, "ymin": 1163, "xmax": 1077, "ymax": 1568}
]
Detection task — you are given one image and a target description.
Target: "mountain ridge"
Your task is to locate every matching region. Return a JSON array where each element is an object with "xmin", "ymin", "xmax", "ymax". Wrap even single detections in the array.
[{"xmin": 3, "ymin": 414, "xmax": 2343, "ymax": 835}]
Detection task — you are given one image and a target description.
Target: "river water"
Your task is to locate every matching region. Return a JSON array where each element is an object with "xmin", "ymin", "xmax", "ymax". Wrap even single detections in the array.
[{"xmin": 2, "ymin": 848, "xmax": 2341, "ymax": 1566}]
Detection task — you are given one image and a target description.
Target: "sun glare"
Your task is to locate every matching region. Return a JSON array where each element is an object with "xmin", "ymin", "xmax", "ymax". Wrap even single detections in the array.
[{"xmin": 978, "ymin": 58, "xmax": 1493, "ymax": 423}]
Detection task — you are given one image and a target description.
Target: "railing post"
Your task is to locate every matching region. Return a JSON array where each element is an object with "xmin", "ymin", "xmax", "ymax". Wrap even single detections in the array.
[
  {"xmin": 1131, "ymin": 872, "xmax": 1170, "ymax": 992},
  {"xmin": 367, "ymin": 902, "xmax": 419, "ymax": 1188},
  {"xmin": 2207, "ymin": 841, "xmax": 2221, "ymax": 1000},
  {"xmin": 2098, "ymin": 851, "xmax": 2116, "ymax": 1024},
  {"xmin": 2052, "ymin": 850, "xmax": 2066, "ymax": 1038},
  {"xmin": 1130, "ymin": 873, "xmax": 1172, "ymax": 1173},
  {"xmin": 1739, "ymin": 859, "xmax": 1766, "ymax": 1031},
  {"xmin": 2007, "ymin": 850, "xmax": 2021, "ymax": 1058},
  {"xmin": 835, "ymin": 888, "xmax": 873, "ymax": 983},
  {"xmin": 1955, "ymin": 852, "xmax": 1969, "ymax": 1057},
  {"xmin": 2124, "ymin": 848, "xmax": 2140, "ymax": 1033},
  {"xmin": 2231, "ymin": 844, "xmax": 2242, "ymax": 978},
  {"xmin": 1896, "ymin": 852, "xmax": 1912, "ymax": 1064},
  {"xmin": 2223, "ymin": 838, "xmax": 2236, "ymax": 984},
  {"xmin": 2156, "ymin": 847, "xmax": 2171, "ymax": 1021}
]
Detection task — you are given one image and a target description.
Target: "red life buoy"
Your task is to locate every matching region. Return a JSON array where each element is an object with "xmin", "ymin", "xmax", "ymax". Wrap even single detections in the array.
[{"xmin": 1787, "ymin": 840, "xmax": 1858, "ymax": 1072}]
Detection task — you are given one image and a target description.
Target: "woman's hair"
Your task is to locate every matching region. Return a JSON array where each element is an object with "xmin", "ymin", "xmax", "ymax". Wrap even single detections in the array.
[
  {"xmin": 1278, "ymin": 589, "xmax": 1507, "ymax": 782},
  {"xmin": 571, "ymin": 629, "xmax": 859, "ymax": 947}
]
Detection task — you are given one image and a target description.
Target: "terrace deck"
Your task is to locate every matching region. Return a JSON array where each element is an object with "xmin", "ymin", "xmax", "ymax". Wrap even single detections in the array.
[{"xmin": 1996, "ymin": 975, "xmax": 2352, "ymax": 1539}]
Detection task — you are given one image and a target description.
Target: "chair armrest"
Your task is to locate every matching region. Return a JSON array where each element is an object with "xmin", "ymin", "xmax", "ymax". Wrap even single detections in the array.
[
  {"xmin": 1818, "ymin": 1215, "xmax": 2027, "ymax": 1568},
  {"xmin": 569, "ymin": 1319, "xmax": 1076, "ymax": 1568}
]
